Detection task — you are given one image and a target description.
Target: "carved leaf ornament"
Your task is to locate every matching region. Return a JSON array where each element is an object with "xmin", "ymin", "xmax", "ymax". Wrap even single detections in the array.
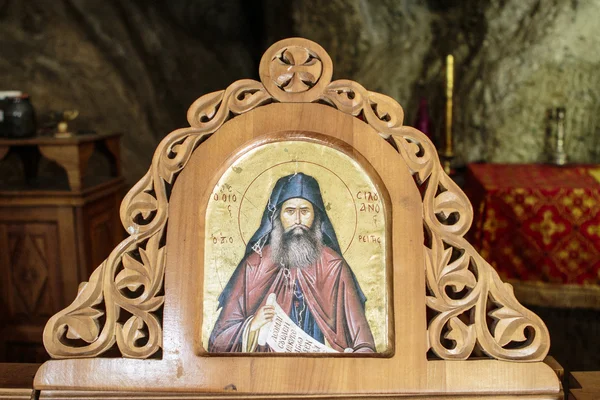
[{"xmin": 43, "ymin": 38, "xmax": 549, "ymax": 362}]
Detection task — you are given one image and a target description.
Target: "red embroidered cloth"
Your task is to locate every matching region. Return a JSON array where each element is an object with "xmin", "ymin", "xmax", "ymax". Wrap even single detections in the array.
[{"xmin": 465, "ymin": 163, "xmax": 600, "ymax": 308}]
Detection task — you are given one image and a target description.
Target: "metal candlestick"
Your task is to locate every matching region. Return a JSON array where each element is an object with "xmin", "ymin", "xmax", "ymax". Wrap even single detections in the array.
[{"xmin": 552, "ymin": 107, "xmax": 568, "ymax": 166}]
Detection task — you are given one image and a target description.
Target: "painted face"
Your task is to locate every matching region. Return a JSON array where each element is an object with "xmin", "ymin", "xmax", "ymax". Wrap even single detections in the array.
[{"xmin": 280, "ymin": 198, "xmax": 315, "ymax": 231}]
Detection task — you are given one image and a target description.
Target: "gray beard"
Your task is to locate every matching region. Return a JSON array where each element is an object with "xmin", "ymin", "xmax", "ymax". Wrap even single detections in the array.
[{"xmin": 270, "ymin": 212, "xmax": 323, "ymax": 269}]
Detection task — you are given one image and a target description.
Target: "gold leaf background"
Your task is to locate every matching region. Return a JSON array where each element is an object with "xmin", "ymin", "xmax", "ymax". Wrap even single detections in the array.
[{"xmin": 202, "ymin": 141, "xmax": 388, "ymax": 352}]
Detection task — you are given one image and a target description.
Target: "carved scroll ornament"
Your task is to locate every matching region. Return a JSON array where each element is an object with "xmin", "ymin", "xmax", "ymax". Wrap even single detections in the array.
[
  {"xmin": 43, "ymin": 80, "xmax": 273, "ymax": 359},
  {"xmin": 43, "ymin": 38, "xmax": 549, "ymax": 362}
]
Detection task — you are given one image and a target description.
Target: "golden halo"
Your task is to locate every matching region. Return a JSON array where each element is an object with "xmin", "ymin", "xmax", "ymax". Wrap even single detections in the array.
[{"xmin": 238, "ymin": 161, "xmax": 357, "ymax": 255}]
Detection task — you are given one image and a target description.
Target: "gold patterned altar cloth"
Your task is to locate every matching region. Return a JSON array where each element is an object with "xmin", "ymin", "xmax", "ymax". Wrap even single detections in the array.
[{"xmin": 465, "ymin": 163, "xmax": 600, "ymax": 309}]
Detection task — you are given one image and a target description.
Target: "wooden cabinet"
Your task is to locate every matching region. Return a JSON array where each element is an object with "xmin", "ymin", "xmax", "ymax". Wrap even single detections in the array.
[{"xmin": 0, "ymin": 133, "xmax": 125, "ymax": 363}]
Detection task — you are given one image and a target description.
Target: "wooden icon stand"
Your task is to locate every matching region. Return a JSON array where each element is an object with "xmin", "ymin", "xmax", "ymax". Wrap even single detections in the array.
[{"xmin": 34, "ymin": 38, "xmax": 560, "ymax": 399}]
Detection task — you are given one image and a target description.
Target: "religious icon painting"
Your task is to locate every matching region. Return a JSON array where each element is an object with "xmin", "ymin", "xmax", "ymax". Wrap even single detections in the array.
[{"xmin": 202, "ymin": 137, "xmax": 391, "ymax": 355}]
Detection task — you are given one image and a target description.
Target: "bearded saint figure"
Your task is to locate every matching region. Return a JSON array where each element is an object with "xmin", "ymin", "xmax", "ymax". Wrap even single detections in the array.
[{"xmin": 208, "ymin": 173, "xmax": 376, "ymax": 353}]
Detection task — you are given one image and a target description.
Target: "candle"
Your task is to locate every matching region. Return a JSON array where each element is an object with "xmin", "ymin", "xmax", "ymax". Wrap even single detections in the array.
[
  {"xmin": 441, "ymin": 54, "xmax": 454, "ymax": 175},
  {"xmin": 445, "ymin": 54, "xmax": 454, "ymax": 156}
]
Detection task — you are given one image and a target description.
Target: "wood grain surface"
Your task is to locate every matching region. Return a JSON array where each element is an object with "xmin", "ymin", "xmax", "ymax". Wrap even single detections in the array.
[
  {"xmin": 35, "ymin": 103, "xmax": 559, "ymax": 398},
  {"xmin": 34, "ymin": 37, "xmax": 559, "ymax": 399}
]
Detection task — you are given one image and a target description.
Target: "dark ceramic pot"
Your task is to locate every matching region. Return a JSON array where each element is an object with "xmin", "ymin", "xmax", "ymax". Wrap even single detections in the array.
[{"xmin": 4, "ymin": 94, "xmax": 36, "ymax": 138}]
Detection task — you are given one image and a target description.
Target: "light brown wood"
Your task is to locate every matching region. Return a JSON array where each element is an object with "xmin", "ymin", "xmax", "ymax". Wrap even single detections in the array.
[
  {"xmin": 258, "ymin": 37, "xmax": 333, "ymax": 103},
  {"xmin": 36, "ymin": 391, "xmax": 564, "ymax": 400},
  {"xmin": 569, "ymin": 371, "xmax": 600, "ymax": 399},
  {"xmin": 544, "ymin": 356, "xmax": 564, "ymax": 382},
  {"xmin": 36, "ymin": 102, "xmax": 559, "ymax": 397},
  {"xmin": 35, "ymin": 37, "xmax": 559, "ymax": 398}
]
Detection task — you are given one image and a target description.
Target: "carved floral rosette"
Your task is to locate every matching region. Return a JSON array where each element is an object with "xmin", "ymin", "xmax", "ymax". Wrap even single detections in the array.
[{"xmin": 43, "ymin": 38, "xmax": 550, "ymax": 362}]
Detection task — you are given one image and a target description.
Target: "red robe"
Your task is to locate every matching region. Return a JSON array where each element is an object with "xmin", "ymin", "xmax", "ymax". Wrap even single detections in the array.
[{"xmin": 208, "ymin": 245, "xmax": 376, "ymax": 353}]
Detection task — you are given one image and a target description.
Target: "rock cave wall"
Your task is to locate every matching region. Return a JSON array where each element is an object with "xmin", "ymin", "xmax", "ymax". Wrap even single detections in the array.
[
  {"xmin": 285, "ymin": 0, "xmax": 600, "ymax": 166},
  {"xmin": 0, "ymin": 0, "xmax": 598, "ymax": 186}
]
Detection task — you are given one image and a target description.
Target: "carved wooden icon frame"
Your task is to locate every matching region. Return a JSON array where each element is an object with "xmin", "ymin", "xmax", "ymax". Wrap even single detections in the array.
[{"xmin": 36, "ymin": 38, "xmax": 560, "ymax": 398}]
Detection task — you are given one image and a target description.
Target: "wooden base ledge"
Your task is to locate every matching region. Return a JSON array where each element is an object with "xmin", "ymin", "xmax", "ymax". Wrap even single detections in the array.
[
  {"xmin": 0, "ymin": 388, "xmax": 34, "ymax": 400},
  {"xmin": 34, "ymin": 359, "xmax": 560, "ymax": 399},
  {"xmin": 37, "ymin": 392, "xmax": 563, "ymax": 400}
]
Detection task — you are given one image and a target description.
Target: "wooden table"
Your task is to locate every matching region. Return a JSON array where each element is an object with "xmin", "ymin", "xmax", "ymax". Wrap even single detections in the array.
[
  {"xmin": 569, "ymin": 371, "xmax": 600, "ymax": 399},
  {"xmin": 0, "ymin": 363, "xmax": 40, "ymax": 400},
  {"xmin": 0, "ymin": 132, "xmax": 121, "ymax": 191},
  {"xmin": 464, "ymin": 163, "xmax": 600, "ymax": 309},
  {"xmin": 0, "ymin": 133, "xmax": 125, "ymax": 363}
]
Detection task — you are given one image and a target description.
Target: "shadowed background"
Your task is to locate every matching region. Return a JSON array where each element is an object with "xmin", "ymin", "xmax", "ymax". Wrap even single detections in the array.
[{"xmin": 1, "ymin": 0, "xmax": 598, "ymax": 185}]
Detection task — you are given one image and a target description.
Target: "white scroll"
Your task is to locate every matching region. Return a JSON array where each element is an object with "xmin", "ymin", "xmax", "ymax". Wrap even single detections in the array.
[{"xmin": 257, "ymin": 293, "xmax": 338, "ymax": 353}]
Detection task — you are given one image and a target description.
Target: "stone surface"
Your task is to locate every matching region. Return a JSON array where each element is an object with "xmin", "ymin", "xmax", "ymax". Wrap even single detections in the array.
[
  {"xmin": 0, "ymin": 0, "xmax": 599, "ymax": 179},
  {"xmin": 285, "ymin": 0, "xmax": 433, "ymax": 118},
  {"xmin": 444, "ymin": 0, "xmax": 600, "ymax": 165},
  {"xmin": 0, "ymin": 0, "xmax": 255, "ymax": 185},
  {"xmin": 287, "ymin": 0, "xmax": 600, "ymax": 166}
]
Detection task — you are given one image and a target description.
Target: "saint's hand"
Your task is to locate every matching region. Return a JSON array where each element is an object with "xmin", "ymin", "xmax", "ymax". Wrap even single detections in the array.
[{"xmin": 250, "ymin": 305, "xmax": 275, "ymax": 332}]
